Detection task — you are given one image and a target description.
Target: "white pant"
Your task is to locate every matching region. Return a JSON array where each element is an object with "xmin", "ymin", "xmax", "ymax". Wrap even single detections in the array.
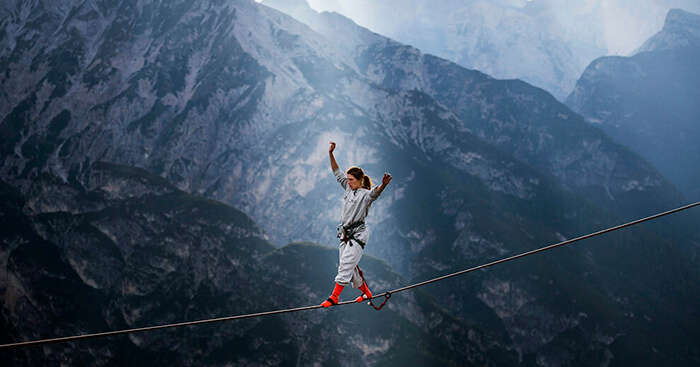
[{"xmin": 334, "ymin": 240, "xmax": 364, "ymax": 288}]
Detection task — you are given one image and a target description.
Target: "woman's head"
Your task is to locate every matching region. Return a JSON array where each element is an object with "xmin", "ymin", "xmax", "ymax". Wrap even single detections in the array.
[{"xmin": 346, "ymin": 166, "xmax": 372, "ymax": 190}]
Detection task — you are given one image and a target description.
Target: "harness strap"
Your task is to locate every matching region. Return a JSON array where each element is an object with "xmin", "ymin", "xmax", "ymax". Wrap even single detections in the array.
[{"xmin": 347, "ymin": 235, "xmax": 365, "ymax": 249}]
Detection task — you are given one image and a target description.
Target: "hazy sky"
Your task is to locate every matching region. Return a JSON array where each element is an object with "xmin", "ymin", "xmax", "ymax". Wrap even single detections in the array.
[{"xmin": 304, "ymin": 0, "xmax": 700, "ymax": 55}]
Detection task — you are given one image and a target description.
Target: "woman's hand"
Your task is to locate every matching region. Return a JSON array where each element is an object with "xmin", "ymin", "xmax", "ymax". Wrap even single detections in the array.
[
  {"xmin": 329, "ymin": 141, "xmax": 339, "ymax": 171},
  {"xmin": 382, "ymin": 172, "xmax": 392, "ymax": 186}
]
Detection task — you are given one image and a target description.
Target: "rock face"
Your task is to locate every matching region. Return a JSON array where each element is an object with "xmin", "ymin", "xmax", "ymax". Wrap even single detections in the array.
[
  {"xmin": 567, "ymin": 9, "xmax": 700, "ymax": 200},
  {"xmin": 2, "ymin": 0, "xmax": 681, "ymax": 266},
  {"xmin": 263, "ymin": 0, "xmax": 684, "ymax": 219},
  {"xmin": 1, "ymin": 0, "xmax": 700, "ymax": 365}
]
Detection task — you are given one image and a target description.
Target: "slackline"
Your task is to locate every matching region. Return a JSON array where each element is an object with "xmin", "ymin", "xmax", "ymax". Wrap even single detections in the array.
[{"xmin": 2, "ymin": 201, "xmax": 698, "ymax": 349}]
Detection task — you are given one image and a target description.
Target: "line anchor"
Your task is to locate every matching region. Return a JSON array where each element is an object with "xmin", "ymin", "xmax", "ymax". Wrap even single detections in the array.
[{"xmin": 368, "ymin": 292, "xmax": 391, "ymax": 310}]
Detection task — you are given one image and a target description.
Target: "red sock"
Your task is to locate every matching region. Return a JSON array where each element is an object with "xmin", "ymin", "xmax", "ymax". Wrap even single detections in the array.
[{"xmin": 321, "ymin": 283, "xmax": 345, "ymax": 307}]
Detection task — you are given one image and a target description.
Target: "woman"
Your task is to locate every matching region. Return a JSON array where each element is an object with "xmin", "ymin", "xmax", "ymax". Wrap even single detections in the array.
[{"xmin": 321, "ymin": 141, "xmax": 392, "ymax": 307}]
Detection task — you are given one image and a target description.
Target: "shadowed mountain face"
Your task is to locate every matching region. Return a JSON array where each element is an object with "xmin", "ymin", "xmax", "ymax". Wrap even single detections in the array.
[
  {"xmin": 567, "ymin": 9, "xmax": 700, "ymax": 201},
  {"xmin": 0, "ymin": 163, "xmax": 511, "ymax": 366},
  {"xmin": 2, "ymin": 0, "xmax": 700, "ymax": 365}
]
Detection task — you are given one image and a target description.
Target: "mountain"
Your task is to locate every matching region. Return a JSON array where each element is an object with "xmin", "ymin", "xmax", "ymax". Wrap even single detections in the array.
[
  {"xmin": 2, "ymin": 0, "xmax": 700, "ymax": 365},
  {"xmin": 263, "ymin": 0, "xmax": 684, "ymax": 219},
  {"xmin": 2, "ymin": 0, "xmax": 682, "ymax": 269},
  {"xmin": 567, "ymin": 8, "xmax": 700, "ymax": 200}
]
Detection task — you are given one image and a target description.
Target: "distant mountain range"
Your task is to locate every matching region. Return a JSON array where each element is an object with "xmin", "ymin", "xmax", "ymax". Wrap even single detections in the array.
[
  {"xmin": 266, "ymin": 0, "xmax": 700, "ymax": 100},
  {"xmin": 2, "ymin": 0, "xmax": 699, "ymax": 365},
  {"xmin": 568, "ymin": 8, "xmax": 700, "ymax": 200},
  {"xmin": 263, "ymin": 0, "xmax": 601, "ymax": 100}
]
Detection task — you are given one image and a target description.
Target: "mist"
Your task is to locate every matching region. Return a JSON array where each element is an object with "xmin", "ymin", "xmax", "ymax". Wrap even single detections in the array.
[{"xmin": 306, "ymin": 0, "xmax": 700, "ymax": 56}]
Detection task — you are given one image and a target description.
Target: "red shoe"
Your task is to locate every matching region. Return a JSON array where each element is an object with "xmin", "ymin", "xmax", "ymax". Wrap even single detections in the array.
[
  {"xmin": 321, "ymin": 283, "xmax": 344, "ymax": 308},
  {"xmin": 321, "ymin": 295, "xmax": 339, "ymax": 307},
  {"xmin": 355, "ymin": 282, "xmax": 372, "ymax": 303}
]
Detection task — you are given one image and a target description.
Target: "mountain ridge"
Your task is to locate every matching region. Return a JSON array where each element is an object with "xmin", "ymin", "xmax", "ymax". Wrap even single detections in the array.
[
  {"xmin": 568, "ymin": 8, "xmax": 700, "ymax": 200},
  {"xmin": 636, "ymin": 8, "xmax": 700, "ymax": 53}
]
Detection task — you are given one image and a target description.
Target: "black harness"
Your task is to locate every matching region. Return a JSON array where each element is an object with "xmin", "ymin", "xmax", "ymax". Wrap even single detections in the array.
[{"xmin": 337, "ymin": 220, "xmax": 366, "ymax": 249}]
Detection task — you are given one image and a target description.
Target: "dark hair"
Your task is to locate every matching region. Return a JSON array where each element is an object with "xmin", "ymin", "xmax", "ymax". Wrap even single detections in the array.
[{"xmin": 346, "ymin": 166, "xmax": 372, "ymax": 189}]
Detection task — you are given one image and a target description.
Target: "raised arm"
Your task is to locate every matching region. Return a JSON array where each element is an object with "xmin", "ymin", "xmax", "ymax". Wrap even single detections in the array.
[
  {"xmin": 329, "ymin": 141, "xmax": 339, "ymax": 171},
  {"xmin": 329, "ymin": 141, "xmax": 347, "ymax": 189},
  {"xmin": 369, "ymin": 172, "xmax": 392, "ymax": 201}
]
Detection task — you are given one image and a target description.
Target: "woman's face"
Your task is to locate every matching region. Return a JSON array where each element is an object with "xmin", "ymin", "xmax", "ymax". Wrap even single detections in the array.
[{"xmin": 347, "ymin": 174, "xmax": 361, "ymax": 190}]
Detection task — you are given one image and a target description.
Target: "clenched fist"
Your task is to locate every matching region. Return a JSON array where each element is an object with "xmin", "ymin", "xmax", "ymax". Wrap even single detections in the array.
[{"xmin": 382, "ymin": 172, "xmax": 392, "ymax": 185}]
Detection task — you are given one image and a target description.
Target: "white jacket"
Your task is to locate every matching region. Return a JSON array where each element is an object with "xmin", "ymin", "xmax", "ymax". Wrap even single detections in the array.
[{"xmin": 333, "ymin": 167, "xmax": 383, "ymax": 246}]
